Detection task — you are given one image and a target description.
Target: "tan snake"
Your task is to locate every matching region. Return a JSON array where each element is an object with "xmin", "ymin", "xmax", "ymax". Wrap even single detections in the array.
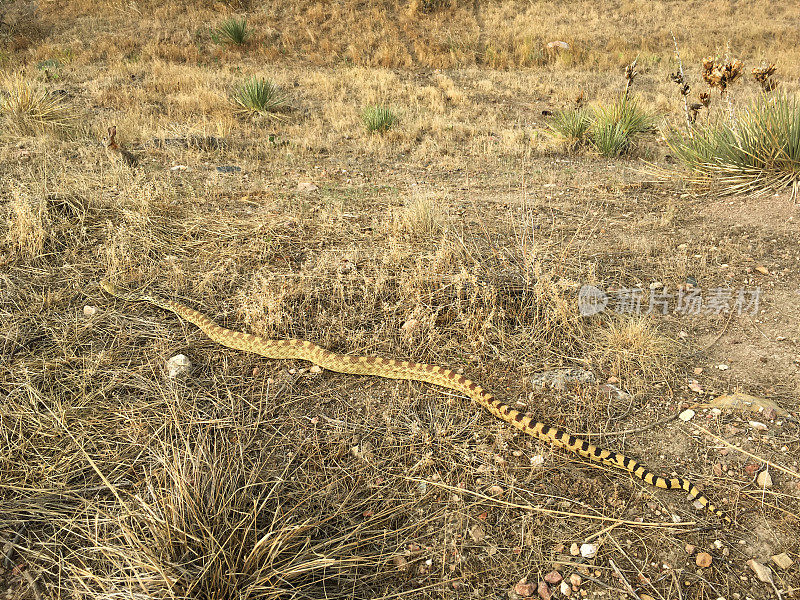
[{"xmin": 101, "ymin": 280, "xmax": 730, "ymax": 523}]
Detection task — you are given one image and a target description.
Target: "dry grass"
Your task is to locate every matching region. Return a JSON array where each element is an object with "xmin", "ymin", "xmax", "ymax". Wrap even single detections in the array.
[{"xmin": 1, "ymin": 2, "xmax": 799, "ymax": 599}]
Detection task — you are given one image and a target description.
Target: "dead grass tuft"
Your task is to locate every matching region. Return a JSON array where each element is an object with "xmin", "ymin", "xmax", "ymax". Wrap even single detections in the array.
[
  {"xmin": 0, "ymin": 71, "xmax": 77, "ymax": 136},
  {"xmin": 590, "ymin": 315, "xmax": 681, "ymax": 391}
]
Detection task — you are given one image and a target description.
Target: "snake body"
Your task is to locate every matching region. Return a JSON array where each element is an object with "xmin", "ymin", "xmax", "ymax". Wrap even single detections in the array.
[{"xmin": 101, "ymin": 280, "xmax": 729, "ymax": 523}]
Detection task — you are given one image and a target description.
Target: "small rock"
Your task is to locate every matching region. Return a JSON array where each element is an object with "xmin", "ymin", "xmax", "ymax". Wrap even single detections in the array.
[
  {"xmin": 83, "ymin": 305, "xmax": 98, "ymax": 317},
  {"xmin": 570, "ymin": 543, "xmax": 580, "ymax": 556},
  {"xmin": 685, "ymin": 544, "xmax": 696, "ymax": 554},
  {"xmin": 688, "ymin": 380, "xmax": 704, "ymax": 393},
  {"xmin": 772, "ymin": 553, "xmax": 793, "ymax": 569},
  {"xmin": 756, "ymin": 469, "xmax": 773, "ymax": 488},
  {"xmin": 747, "ymin": 559, "xmax": 774, "ymax": 584},
  {"xmin": 514, "ymin": 579, "xmax": 537, "ymax": 598},
  {"xmin": 678, "ymin": 409, "xmax": 696, "ymax": 422},
  {"xmin": 695, "ymin": 552, "xmax": 712, "ymax": 568},
  {"xmin": 598, "ymin": 383, "xmax": 631, "ymax": 401},
  {"xmin": 392, "ymin": 555, "xmax": 408, "ymax": 571},
  {"xmin": 713, "ymin": 540, "xmax": 724, "ymax": 550},
  {"xmin": 537, "ymin": 580, "xmax": 551, "ymax": 600},
  {"xmin": 297, "ymin": 181, "xmax": 318, "ymax": 193},
  {"xmin": 216, "ymin": 165, "xmax": 241, "ymax": 173},
  {"xmin": 717, "ymin": 364, "xmax": 729, "ymax": 371},
  {"xmin": 401, "ymin": 318, "xmax": 419, "ymax": 334},
  {"xmin": 170, "ymin": 165, "xmax": 188, "ymax": 171},
  {"xmin": 580, "ymin": 543, "xmax": 597, "ymax": 559},
  {"xmin": 530, "ymin": 455, "xmax": 545, "ymax": 467},
  {"xmin": 569, "ymin": 573, "xmax": 582, "ymax": 587},
  {"xmin": 649, "ymin": 281, "xmax": 663, "ymax": 290},
  {"xmin": 469, "ymin": 524, "xmax": 485, "ymax": 542},
  {"xmin": 166, "ymin": 354, "xmax": 191, "ymax": 379},
  {"xmin": 488, "ymin": 485, "xmax": 504, "ymax": 497},
  {"xmin": 744, "ymin": 463, "xmax": 761, "ymax": 476},
  {"xmin": 309, "ymin": 364, "xmax": 323, "ymax": 374},
  {"xmin": 754, "ymin": 265, "xmax": 770, "ymax": 275},
  {"xmin": 748, "ymin": 420, "xmax": 768, "ymax": 431},
  {"xmin": 693, "ymin": 367, "xmax": 704, "ymax": 375},
  {"xmin": 528, "ymin": 368, "xmax": 595, "ymax": 391},
  {"xmin": 559, "ymin": 581, "xmax": 571, "ymax": 596},
  {"xmin": 713, "ymin": 463, "xmax": 723, "ymax": 477},
  {"xmin": 544, "ymin": 571, "xmax": 562, "ymax": 585}
]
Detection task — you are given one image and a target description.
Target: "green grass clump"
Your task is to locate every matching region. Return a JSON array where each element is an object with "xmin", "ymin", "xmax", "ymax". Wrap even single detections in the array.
[
  {"xmin": 665, "ymin": 93, "xmax": 800, "ymax": 198},
  {"xmin": 362, "ymin": 105, "xmax": 397, "ymax": 134},
  {"xmin": 547, "ymin": 108, "xmax": 592, "ymax": 150},
  {"xmin": 548, "ymin": 96, "xmax": 652, "ymax": 157},
  {"xmin": 231, "ymin": 77, "xmax": 287, "ymax": 118},
  {"xmin": 212, "ymin": 17, "xmax": 250, "ymax": 46},
  {"xmin": 590, "ymin": 96, "xmax": 653, "ymax": 157},
  {"xmin": 0, "ymin": 71, "xmax": 76, "ymax": 135}
]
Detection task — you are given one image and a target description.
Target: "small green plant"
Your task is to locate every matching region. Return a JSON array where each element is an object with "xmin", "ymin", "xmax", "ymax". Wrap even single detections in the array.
[
  {"xmin": 590, "ymin": 95, "xmax": 653, "ymax": 157},
  {"xmin": 231, "ymin": 77, "xmax": 287, "ymax": 118},
  {"xmin": 362, "ymin": 105, "xmax": 397, "ymax": 134},
  {"xmin": 665, "ymin": 93, "xmax": 800, "ymax": 199},
  {"xmin": 0, "ymin": 71, "xmax": 76, "ymax": 135},
  {"xmin": 212, "ymin": 17, "xmax": 250, "ymax": 46},
  {"xmin": 547, "ymin": 108, "xmax": 592, "ymax": 150}
]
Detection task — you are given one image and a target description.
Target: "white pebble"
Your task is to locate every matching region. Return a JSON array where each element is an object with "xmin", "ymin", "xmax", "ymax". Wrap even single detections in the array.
[
  {"xmin": 678, "ymin": 409, "xmax": 696, "ymax": 422},
  {"xmin": 717, "ymin": 364, "xmax": 729, "ymax": 371},
  {"xmin": 580, "ymin": 543, "xmax": 598, "ymax": 558},
  {"xmin": 83, "ymin": 305, "xmax": 98, "ymax": 317},
  {"xmin": 748, "ymin": 421, "xmax": 768, "ymax": 431},
  {"xmin": 166, "ymin": 354, "xmax": 191, "ymax": 379}
]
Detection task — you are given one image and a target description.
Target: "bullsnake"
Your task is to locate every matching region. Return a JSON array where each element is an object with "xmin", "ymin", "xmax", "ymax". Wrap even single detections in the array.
[{"xmin": 101, "ymin": 280, "xmax": 730, "ymax": 523}]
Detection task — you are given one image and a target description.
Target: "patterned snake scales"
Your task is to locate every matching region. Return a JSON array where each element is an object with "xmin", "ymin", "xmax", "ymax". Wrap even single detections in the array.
[{"xmin": 101, "ymin": 280, "xmax": 730, "ymax": 523}]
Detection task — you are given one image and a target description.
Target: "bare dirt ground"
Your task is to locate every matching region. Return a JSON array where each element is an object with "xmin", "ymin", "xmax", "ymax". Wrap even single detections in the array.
[{"xmin": 1, "ymin": 1, "xmax": 799, "ymax": 599}]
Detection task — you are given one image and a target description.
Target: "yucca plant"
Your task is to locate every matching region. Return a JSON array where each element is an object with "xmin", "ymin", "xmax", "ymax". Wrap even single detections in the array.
[
  {"xmin": 231, "ymin": 77, "xmax": 287, "ymax": 118},
  {"xmin": 212, "ymin": 16, "xmax": 250, "ymax": 46},
  {"xmin": 590, "ymin": 95, "xmax": 653, "ymax": 156},
  {"xmin": 665, "ymin": 93, "xmax": 800, "ymax": 199},
  {"xmin": 547, "ymin": 108, "xmax": 592, "ymax": 150},
  {"xmin": 362, "ymin": 105, "xmax": 397, "ymax": 134}
]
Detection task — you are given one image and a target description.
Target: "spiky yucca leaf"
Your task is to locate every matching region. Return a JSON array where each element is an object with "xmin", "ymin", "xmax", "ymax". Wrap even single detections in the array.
[
  {"xmin": 231, "ymin": 77, "xmax": 287, "ymax": 118},
  {"xmin": 547, "ymin": 108, "xmax": 592, "ymax": 150},
  {"xmin": 590, "ymin": 95, "xmax": 653, "ymax": 157},
  {"xmin": 362, "ymin": 105, "xmax": 397, "ymax": 134},
  {"xmin": 665, "ymin": 93, "xmax": 800, "ymax": 198},
  {"xmin": 212, "ymin": 17, "xmax": 250, "ymax": 46}
]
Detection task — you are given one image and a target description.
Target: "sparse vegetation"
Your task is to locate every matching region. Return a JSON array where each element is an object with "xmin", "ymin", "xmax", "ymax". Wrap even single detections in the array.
[
  {"xmin": 2, "ymin": 3, "xmax": 800, "ymax": 600},
  {"xmin": 211, "ymin": 16, "xmax": 250, "ymax": 46},
  {"xmin": 362, "ymin": 105, "xmax": 397, "ymax": 134},
  {"xmin": 666, "ymin": 93, "xmax": 800, "ymax": 198},
  {"xmin": 231, "ymin": 77, "xmax": 287, "ymax": 118}
]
